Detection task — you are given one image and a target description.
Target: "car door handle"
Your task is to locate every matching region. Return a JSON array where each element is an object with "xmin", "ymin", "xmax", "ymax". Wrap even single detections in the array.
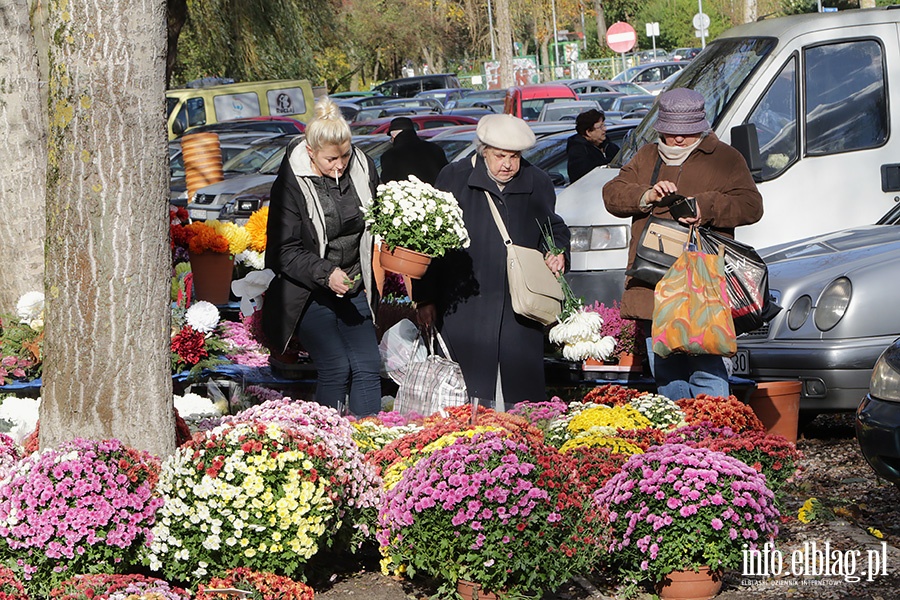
[{"xmin": 881, "ymin": 164, "xmax": 900, "ymax": 192}]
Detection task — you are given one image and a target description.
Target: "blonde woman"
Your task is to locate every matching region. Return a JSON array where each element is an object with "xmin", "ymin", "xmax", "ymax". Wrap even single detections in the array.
[{"xmin": 262, "ymin": 97, "xmax": 382, "ymax": 416}]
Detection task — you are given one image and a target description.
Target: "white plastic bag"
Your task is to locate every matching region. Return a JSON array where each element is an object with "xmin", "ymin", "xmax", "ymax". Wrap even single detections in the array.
[{"xmin": 379, "ymin": 319, "xmax": 427, "ymax": 383}]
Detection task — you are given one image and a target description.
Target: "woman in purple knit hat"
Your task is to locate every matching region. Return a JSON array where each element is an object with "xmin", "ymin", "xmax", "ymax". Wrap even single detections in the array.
[{"xmin": 602, "ymin": 88, "xmax": 764, "ymax": 400}]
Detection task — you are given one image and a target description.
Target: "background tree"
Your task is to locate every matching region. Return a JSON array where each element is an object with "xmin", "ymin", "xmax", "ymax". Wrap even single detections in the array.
[
  {"xmin": 0, "ymin": 0, "xmax": 47, "ymax": 311},
  {"xmin": 39, "ymin": 0, "xmax": 175, "ymax": 458}
]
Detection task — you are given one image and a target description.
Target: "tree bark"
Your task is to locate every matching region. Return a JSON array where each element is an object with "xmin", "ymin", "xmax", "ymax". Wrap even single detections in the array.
[
  {"xmin": 744, "ymin": 0, "xmax": 757, "ymax": 24},
  {"xmin": 0, "ymin": 0, "xmax": 47, "ymax": 311},
  {"xmin": 494, "ymin": 0, "xmax": 514, "ymax": 88},
  {"xmin": 593, "ymin": 0, "xmax": 607, "ymax": 47},
  {"xmin": 40, "ymin": 0, "xmax": 175, "ymax": 458}
]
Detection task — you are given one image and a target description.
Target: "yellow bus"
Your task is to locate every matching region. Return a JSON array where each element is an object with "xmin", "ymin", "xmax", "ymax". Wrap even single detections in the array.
[{"xmin": 166, "ymin": 79, "xmax": 315, "ymax": 140}]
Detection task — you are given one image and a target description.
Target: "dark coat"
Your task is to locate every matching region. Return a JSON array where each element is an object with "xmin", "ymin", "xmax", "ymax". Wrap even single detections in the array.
[
  {"xmin": 379, "ymin": 129, "xmax": 449, "ymax": 185},
  {"xmin": 602, "ymin": 133, "xmax": 763, "ymax": 321},
  {"xmin": 413, "ymin": 155, "xmax": 570, "ymax": 403},
  {"xmin": 262, "ymin": 138, "xmax": 380, "ymax": 353},
  {"xmin": 566, "ymin": 133, "xmax": 619, "ymax": 183}
]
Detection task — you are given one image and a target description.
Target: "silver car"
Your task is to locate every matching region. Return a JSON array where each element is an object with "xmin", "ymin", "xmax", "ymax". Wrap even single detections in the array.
[{"xmin": 736, "ymin": 205, "xmax": 900, "ymax": 415}]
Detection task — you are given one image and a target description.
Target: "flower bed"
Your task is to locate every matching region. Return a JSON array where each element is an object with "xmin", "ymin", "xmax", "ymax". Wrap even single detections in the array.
[
  {"xmin": 0, "ymin": 439, "xmax": 161, "ymax": 594},
  {"xmin": 196, "ymin": 568, "xmax": 313, "ymax": 600},
  {"xmin": 49, "ymin": 574, "xmax": 189, "ymax": 600},
  {"xmin": 676, "ymin": 394, "xmax": 765, "ymax": 432}
]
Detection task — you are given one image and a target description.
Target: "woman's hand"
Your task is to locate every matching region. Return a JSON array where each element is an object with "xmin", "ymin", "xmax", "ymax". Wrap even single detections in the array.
[
  {"xmin": 678, "ymin": 199, "xmax": 701, "ymax": 226},
  {"xmin": 416, "ymin": 303, "xmax": 436, "ymax": 334},
  {"xmin": 328, "ymin": 268, "xmax": 351, "ymax": 296},
  {"xmin": 545, "ymin": 252, "xmax": 565, "ymax": 276},
  {"xmin": 647, "ymin": 180, "xmax": 679, "ymax": 204}
]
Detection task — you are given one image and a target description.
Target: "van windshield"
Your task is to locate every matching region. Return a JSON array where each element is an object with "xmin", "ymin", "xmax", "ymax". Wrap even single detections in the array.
[{"xmin": 611, "ymin": 37, "xmax": 777, "ymax": 167}]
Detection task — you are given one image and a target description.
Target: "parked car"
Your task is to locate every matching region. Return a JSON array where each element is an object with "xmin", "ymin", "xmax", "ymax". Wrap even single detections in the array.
[
  {"xmin": 856, "ymin": 340, "xmax": 900, "ymax": 485},
  {"xmin": 610, "ymin": 62, "xmax": 686, "ymax": 91},
  {"xmin": 537, "ymin": 100, "xmax": 602, "ymax": 122},
  {"xmin": 605, "ymin": 94, "xmax": 656, "ymax": 119},
  {"xmin": 737, "ymin": 206, "xmax": 900, "ymax": 414},
  {"xmin": 446, "ymin": 88, "xmax": 507, "ymax": 111},
  {"xmin": 380, "ymin": 97, "xmax": 444, "ymax": 112},
  {"xmin": 177, "ymin": 116, "xmax": 306, "ymax": 137},
  {"xmin": 578, "ymin": 92, "xmax": 626, "ymax": 111},
  {"xmin": 353, "ymin": 105, "xmax": 438, "ymax": 122},
  {"xmin": 349, "ymin": 114, "xmax": 478, "ymax": 135},
  {"xmin": 668, "ymin": 47, "xmax": 702, "ymax": 61},
  {"xmin": 638, "ymin": 49, "xmax": 670, "ymax": 63},
  {"xmin": 415, "ymin": 88, "xmax": 472, "ymax": 108},
  {"xmin": 503, "ymin": 84, "xmax": 578, "ymax": 121},
  {"xmin": 335, "ymin": 101, "xmax": 362, "ymax": 122},
  {"xmin": 373, "ymin": 74, "xmax": 462, "ymax": 98},
  {"xmin": 569, "ymin": 80, "xmax": 649, "ymax": 96}
]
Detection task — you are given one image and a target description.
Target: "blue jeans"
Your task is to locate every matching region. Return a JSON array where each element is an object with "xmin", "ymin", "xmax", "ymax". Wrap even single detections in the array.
[
  {"xmin": 645, "ymin": 337, "xmax": 730, "ymax": 400},
  {"xmin": 295, "ymin": 292, "xmax": 382, "ymax": 416}
]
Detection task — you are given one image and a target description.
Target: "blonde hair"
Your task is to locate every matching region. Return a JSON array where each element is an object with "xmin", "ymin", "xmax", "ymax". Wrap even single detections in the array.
[{"xmin": 305, "ymin": 97, "xmax": 351, "ymax": 150}]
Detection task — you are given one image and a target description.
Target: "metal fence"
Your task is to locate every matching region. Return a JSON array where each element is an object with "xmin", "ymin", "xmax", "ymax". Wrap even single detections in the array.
[{"xmin": 458, "ymin": 55, "xmax": 641, "ymax": 90}]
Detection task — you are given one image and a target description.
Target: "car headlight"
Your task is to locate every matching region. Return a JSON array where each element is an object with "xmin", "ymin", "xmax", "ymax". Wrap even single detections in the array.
[
  {"xmin": 814, "ymin": 277, "xmax": 851, "ymax": 331},
  {"xmin": 870, "ymin": 346, "xmax": 900, "ymax": 402},
  {"xmin": 193, "ymin": 193, "xmax": 216, "ymax": 205},
  {"xmin": 787, "ymin": 295, "xmax": 812, "ymax": 330},
  {"xmin": 569, "ymin": 225, "xmax": 629, "ymax": 251}
]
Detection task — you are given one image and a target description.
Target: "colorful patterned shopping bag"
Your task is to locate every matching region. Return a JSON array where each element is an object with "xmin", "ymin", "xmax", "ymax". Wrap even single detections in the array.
[{"xmin": 651, "ymin": 232, "xmax": 736, "ymax": 358}]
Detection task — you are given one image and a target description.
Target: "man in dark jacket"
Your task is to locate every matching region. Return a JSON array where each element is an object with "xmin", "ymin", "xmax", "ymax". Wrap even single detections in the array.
[
  {"xmin": 566, "ymin": 109, "xmax": 620, "ymax": 183},
  {"xmin": 379, "ymin": 117, "xmax": 448, "ymax": 185}
]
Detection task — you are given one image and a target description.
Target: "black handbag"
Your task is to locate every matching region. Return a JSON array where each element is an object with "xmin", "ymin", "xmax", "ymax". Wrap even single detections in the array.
[{"xmin": 626, "ymin": 216, "xmax": 690, "ymax": 286}]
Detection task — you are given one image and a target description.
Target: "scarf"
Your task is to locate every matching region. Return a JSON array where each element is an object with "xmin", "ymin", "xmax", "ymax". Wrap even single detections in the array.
[{"xmin": 657, "ymin": 134, "xmax": 705, "ymax": 166}]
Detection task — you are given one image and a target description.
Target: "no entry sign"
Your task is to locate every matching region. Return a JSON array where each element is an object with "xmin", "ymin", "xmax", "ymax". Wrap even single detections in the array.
[{"xmin": 606, "ymin": 22, "xmax": 637, "ymax": 53}]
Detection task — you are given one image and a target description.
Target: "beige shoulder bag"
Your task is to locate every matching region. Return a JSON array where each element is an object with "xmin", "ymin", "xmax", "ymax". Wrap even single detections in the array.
[{"xmin": 484, "ymin": 190, "xmax": 563, "ymax": 325}]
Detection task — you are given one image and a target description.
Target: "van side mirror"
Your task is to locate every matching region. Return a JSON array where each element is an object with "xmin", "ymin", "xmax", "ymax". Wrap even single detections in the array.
[
  {"xmin": 730, "ymin": 123, "xmax": 763, "ymax": 182},
  {"xmin": 172, "ymin": 118, "xmax": 186, "ymax": 136}
]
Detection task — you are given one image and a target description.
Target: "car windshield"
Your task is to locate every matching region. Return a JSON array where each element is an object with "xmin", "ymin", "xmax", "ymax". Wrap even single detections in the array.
[
  {"xmin": 223, "ymin": 141, "xmax": 287, "ymax": 173},
  {"xmin": 523, "ymin": 135, "xmax": 567, "ymax": 165},
  {"xmin": 609, "ymin": 82, "xmax": 648, "ymax": 95},
  {"xmin": 259, "ymin": 148, "xmax": 288, "ymax": 174},
  {"xmin": 611, "ymin": 36, "xmax": 777, "ymax": 167}
]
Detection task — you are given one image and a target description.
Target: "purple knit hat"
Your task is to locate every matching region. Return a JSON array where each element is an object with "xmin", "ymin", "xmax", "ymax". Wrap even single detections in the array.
[{"xmin": 654, "ymin": 88, "xmax": 710, "ymax": 135}]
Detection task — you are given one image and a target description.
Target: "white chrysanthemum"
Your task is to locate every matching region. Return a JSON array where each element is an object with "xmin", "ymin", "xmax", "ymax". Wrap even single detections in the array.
[
  {"xmin": 16, "ymin": 291, "xmax": 44, "ymax": 323},
  {"xmin": 174, "ymin": 392, "xmax": 222, "ymax": 420},
  {"xmin": 185, "ymin": 301, "xmax": 220, "ymax": 333},
  {"xmin": 548, "ymin": 309, "xmax": 603, "ymax": 344},
  {"xmin": 561, "ymin": 336, "xmax": 616, "ymax": 361},
  {"xmin": 0, "ymin": 395, "xmax": 40, "ymax": 444},
  {"xmin": 235, "ymin": 250, "xmax": 265, "ymax": 270}
]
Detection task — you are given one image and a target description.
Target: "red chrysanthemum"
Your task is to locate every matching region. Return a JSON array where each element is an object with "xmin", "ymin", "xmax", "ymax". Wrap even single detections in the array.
[{"xmin": 171, "ymin": 326, "xmax": 208, "ymax": 365}]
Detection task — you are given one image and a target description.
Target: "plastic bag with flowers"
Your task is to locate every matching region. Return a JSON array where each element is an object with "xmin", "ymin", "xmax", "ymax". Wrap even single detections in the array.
[
  {"xmin": 196, "ymin": 567, "xmax": 313, "ymax": 600},
  {"xmin": 171, "ymin": 300, "xmax": 229, "ymax": 377},
  {"xmin": 0, "ymin": 292, "xmax": 44, "ymax": 385},
  {"xmin": 364, "ymin": 175, "xmax": 469, "ymax": 257},
  {"xmin": 48, "ymin": 573, "xmax": 190, "ymax": 600}
]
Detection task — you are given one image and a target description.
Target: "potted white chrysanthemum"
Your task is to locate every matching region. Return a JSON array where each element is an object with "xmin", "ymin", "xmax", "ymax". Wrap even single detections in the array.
[{"xmin": 364, "ymin": 176, "xmax": 470, "ymax": 278}]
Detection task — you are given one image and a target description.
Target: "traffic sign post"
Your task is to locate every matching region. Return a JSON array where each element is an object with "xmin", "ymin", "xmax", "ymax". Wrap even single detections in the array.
[
  {"xmin": 695, "ymin": 0, "xmax": 708, "ymax": 48},
  {"xmin": 645, "ymin": 22, "xmax": 660, "ymax": 54},
  {"xmin": 606, "ymin": 21, "xmax": 637, "ymax": 74}
]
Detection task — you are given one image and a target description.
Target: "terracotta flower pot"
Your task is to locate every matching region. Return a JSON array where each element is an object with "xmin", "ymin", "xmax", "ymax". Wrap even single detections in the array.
[
  {"xmin": 456, "ymin": 579, "xmax": 501, "ymax": 600},
  {"xmin": 379, "ymin": 242, "xmax": 431, "ymax": 279},
  {"xmin": 655, "ymin": 567, "xmax": 723, "ymax": 600},
  {"xmin": 748, "ymin": 380, "xmax": 802, "ymax": 443},
  {"xmin": 188, "ymin": 250, "xmax": 234, "ymax": 305}
]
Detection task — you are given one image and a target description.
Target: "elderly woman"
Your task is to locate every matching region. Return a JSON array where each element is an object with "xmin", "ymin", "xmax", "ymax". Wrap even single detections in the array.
[
  {"xmin": 262, "ymin": 97, "xmax": 382, "ymax": 416},
  {"xmin": 415, "ymin": 114, "xmax": 570, "ymax": 408},
  {"xmin": 603, "ymin": 88, "xmax": 763, "ymax": 400}
]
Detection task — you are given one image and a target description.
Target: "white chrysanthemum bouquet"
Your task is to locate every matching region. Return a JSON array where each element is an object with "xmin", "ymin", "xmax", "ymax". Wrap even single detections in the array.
[
  {"xmin": 548, "ymin": 309, "xmax": 617, "ymax": 361},
  {"xmin": 364, "ymin": 176, "xmax": 470, "ymax": 257}
]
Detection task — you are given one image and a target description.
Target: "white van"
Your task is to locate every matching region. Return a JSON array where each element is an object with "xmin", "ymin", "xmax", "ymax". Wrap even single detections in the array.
[{"xmin": 559, "ymin": 8, "xmax": 900, "ymax": 303}]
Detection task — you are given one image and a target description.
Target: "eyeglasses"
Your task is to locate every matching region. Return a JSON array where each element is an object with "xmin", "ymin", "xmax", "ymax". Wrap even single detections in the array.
[{"xmin": 590, "ymin": 122, "xmax": 607, "ymax": 131}]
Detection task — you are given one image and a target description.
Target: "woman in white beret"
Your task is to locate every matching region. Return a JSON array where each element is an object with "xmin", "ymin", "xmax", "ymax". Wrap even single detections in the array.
[{"xmin": 414, "ymin": 114, "xmax": 570, "ymax": 409}]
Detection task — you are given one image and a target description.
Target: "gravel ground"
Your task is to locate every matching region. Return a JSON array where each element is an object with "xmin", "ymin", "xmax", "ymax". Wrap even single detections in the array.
[{"xmin": 314, "ymin": 414, "xmax": 900, "ymax": 600}]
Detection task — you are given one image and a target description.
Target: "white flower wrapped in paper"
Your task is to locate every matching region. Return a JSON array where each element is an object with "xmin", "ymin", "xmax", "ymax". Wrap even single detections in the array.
[
  {"xmin": 549, "ymin": 308, "xmax": 617, "ymax": 361},
  {"xmin": 185, "ymin": 301, "xmax": 220, "ymax": 333}
]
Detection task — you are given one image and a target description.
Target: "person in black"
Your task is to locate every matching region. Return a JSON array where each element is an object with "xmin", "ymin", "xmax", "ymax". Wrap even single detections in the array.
[
  {"xmin": 379, "ymin": 117, "xmax": 449, "ymax": 185},
  {"xmin": 566, "ymin": 109, "xmax": 620, "ymax": 183}
]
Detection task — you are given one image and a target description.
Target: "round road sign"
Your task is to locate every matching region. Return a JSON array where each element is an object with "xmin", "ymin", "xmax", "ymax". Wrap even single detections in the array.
[
  {"xmin": 606, "ymin": 22, "xmax": 637, "ymax": 54},
  {"xmin": 692, "ymin": 12, "xmax": 710, "ymax": 30}
]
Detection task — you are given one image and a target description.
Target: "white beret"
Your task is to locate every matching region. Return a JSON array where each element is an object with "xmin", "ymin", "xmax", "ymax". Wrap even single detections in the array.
[{"xmin": 476, "ymin": 114, "xmax": 536, "ymax": 152}]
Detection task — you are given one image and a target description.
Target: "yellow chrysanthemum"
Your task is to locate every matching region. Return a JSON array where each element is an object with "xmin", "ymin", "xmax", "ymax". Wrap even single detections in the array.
[
  {"xmin": 245, "ymin": 206, "xmax": 269, "ymax": 252},
  {"xmin": 209, "ymin": 219, "xmax": 251, "ymax": 255},
  {"xmin": 567, "ymin": 405, "xmax": 652, "ymax": 433},
  {"xmin": 868, "ymin": 527, "xmax": 884, "ymax": 539},
  {"xmin": 798, "ymin": 497, "xmax": 818, "ymax": 524},
  {"xmin": 560, "ymin": 433, "xmax": 645, "ymax": 455}
]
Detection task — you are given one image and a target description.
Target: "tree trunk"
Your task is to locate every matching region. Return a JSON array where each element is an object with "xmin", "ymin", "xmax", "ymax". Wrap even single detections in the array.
[
  {"xmin": 494, "ymin": 0, "xmax": 514, "ymax": 88},
  {"xmin": 166, "ymin": 0, "xmax": 188, "ymax": 88},
  {"xmin": 743, "ymin": 0, "xmax": 757, "ymax": 23},
  {"xmin": 593, "ymin": 0, "xmax": 607, "ymax": 47},
  {"xmin": 40, "ymin": 0, "xmax": 175, "ymax": 458},
  {"xmin": 0, "ymin": 0, "xmax": 47, "ymax": 311}
]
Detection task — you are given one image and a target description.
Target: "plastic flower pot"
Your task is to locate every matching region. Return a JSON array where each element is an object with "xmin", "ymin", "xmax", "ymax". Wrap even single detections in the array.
[
  {"xmin": 379, "ymin": 242, "xmax": 431, "ymax": 279},
  {"xmin": 188, "ymin": 250, "xmax": 234, "ymax": 305},
  {"xmin": 748, "ymin": 380, "xmax": 802, "ymax": 443}
]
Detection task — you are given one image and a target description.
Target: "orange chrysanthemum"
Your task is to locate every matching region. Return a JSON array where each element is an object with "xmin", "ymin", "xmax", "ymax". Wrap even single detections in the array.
[
  {"xmin": 184, "ymin": 221, "xmax": 230, "ymax": 254},
  {"xmin": 245, "ymin": 206, "xmax": 268, "ymax": 252}
]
